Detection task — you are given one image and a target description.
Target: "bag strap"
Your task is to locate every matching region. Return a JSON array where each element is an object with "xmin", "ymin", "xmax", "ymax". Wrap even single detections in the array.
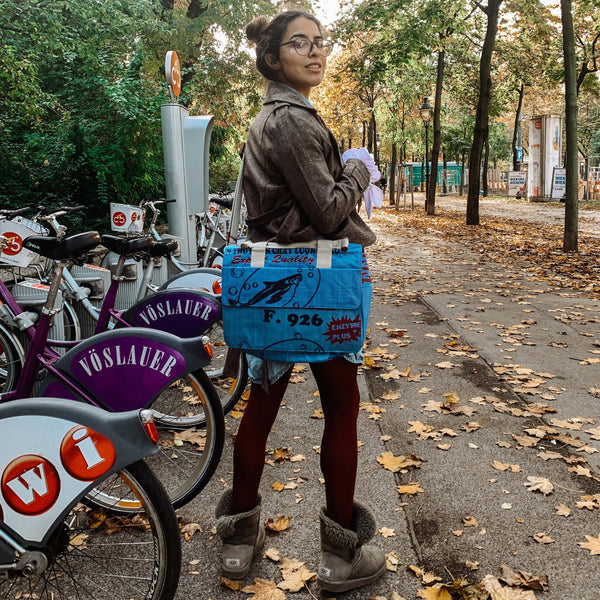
[
  {"xmin": 242, "ymin": 238, "xmax": 349, "ymax": 269},
  {"xmin": 227, "ymin": 156, "xmax": 244, "ymax": 244}
]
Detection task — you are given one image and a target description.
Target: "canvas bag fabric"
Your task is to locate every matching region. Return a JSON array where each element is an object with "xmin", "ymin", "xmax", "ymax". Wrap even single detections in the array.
[{"xmin": 221, "ymin": 240, "xmax": 372, "ymax": 363}]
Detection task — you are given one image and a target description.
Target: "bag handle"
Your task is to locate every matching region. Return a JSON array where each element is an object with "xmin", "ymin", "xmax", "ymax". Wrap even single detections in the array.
[
  {"xmin": 242, "ymin": 238, "xmax": 349, "ymax": 269},
  {"xmin": 227, "ymin": 156, "xmax": 245, "ymax": 244}
]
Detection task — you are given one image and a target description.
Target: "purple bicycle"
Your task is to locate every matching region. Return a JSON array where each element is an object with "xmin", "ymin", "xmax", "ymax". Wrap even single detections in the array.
[{"xmin": 0, "ymin": 216, "xmax": 224, "ymax": 509}]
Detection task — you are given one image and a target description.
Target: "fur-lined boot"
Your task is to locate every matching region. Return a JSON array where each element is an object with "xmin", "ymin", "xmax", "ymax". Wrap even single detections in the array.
[
  {"xmin": 215, "ymin": 489, "xmax": 265, "ymax": 579},
  {"xmin": 317, "ymin": 502, "xmax": 386, "ymax": 592}
]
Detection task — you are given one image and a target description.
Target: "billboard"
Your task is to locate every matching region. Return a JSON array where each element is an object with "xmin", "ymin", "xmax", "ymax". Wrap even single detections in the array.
[{"xmin": 528, "ymin": 115, "xmax": 563, "ymax": 200}]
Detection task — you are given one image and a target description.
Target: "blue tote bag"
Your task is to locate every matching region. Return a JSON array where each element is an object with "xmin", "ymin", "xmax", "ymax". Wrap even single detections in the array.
[{"xmin": 221, "ymin": 239, "xmax": 372, "ymax": 363}]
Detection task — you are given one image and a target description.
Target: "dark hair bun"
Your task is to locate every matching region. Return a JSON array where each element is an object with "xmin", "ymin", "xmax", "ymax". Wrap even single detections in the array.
[{"xmin": 246, "ymin": 15, "xmax": 269, "ymax": 45}]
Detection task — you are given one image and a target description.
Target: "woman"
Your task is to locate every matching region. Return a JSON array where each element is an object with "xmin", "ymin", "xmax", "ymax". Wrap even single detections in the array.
[{"xmin": 215, "ymin": 9, "xmax": 385, "ymax": 593}]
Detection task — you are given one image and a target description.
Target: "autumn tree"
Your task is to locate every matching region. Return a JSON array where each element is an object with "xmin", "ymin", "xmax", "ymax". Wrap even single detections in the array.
[
  {"xmin": 562, "ymin": 0, "xmax": 579, "ymax": 252},
  {"xmin": 467, "ymin": 0, "xmax": 503, "ymax": 226}
]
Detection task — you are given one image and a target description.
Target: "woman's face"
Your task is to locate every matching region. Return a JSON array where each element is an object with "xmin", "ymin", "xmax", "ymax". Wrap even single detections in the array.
[{"xmin": 271, "ymin": 17, "xmax": 327, "ymax": 99}]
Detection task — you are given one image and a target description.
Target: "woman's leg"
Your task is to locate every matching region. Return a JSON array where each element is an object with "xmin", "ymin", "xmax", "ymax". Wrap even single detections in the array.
[
  {"xmin": 231, "ymin": 369, "xmax": 293, "ymax": 514},
  {"xmin": 310, "ymin": 358, "xmax": 360, "ymax": 529}
]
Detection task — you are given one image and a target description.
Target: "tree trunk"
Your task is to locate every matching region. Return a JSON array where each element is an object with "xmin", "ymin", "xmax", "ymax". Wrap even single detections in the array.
[
  {"xmin": 561, "ymin": 0, "xmax": 579, "ymax": 251},
  {"xmin": 512, "ymin": 83, "xmax": 524, "ymax": 171},
  {"xmin": 466, "ymin": 0, "xmax": 503, "ymax": 225},
  {"xmin": 426, "ymin": 49, "xmax": 445, "ymax": 216},
  {"xmin": 390, "ymin": 142, "xmax": 397, "ymax": 207},
  {"xmin": 483, "ymin": 129, "xmax": 489, "ymax": 197}
]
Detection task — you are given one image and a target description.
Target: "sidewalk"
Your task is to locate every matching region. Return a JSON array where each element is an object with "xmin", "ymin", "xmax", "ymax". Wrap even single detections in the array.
[{"xmin": 176, "ymin": 203, "xmax": 600, "ymax": 600}]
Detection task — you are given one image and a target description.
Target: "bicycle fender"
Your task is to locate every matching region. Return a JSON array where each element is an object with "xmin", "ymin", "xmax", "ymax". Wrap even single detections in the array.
[
  {"xmin": 37, "ymin": 328, "xmax": 212, "ymax": 411},
  {"xmin": 0, "ymin": 398, "xmax": 156, "ymax": 546},
  {"xmin": 121, "ymin": 288, "xmax": 221, "ymax": 337},
  {"xmin": 159, "ymin": 267, "xmax": 222, "ymax": 296}
]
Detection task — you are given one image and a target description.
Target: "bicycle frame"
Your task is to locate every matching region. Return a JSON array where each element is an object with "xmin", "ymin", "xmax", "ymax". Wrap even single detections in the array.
[
  {"xmin": 0, "ymin": 261, "xmax": 215, "ymax": 411},
  {"xmin": 59, "ymin": 251, "xmax": 222, "ymax": 339},
  {"xmin": 0, "ymin": 398, "xmax": 157, "ymax": 557}
]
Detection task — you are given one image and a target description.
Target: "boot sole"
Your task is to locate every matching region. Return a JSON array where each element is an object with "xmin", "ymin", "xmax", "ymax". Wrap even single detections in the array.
[{"xmin": 318, "ymin": 563, "xmax": 387, "ymax": 593}]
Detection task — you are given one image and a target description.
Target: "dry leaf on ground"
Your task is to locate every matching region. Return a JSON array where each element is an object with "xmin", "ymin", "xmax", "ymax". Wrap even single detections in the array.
[
  {"xmin": 578, "ymin": 533, "xmax": 600, "ymax": 555},
  {"xmin": 524, "ymin": 476, "xmax": 554, "ymax": 495},
  {"xmin": 241, "ymin": 578, "xmax": 286, "ymax": 600}
]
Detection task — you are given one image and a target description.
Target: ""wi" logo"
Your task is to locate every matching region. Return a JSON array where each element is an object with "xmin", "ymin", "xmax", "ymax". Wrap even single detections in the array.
[{"xmin": 1, "ymin": 426, "xmax": 116, "ymax": 516}]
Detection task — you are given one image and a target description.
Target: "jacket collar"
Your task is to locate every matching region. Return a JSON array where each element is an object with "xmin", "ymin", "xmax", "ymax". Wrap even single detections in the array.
[{"xmin": 263, "ymin": 82, "xmax": 317, "ymax": 112}]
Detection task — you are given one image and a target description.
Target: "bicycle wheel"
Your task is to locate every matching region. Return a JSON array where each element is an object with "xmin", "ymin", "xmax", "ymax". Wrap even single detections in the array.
[
  {"xmin": 203, "ymin": 319, "xmax": 249, "ymax": 415},
  {"xmin": 0, "ymin": 324, "xmax": 22, "ymax": 393},
  {"xmin": 147, "ymin": 368, "xmax": 225, "ymax": 509},
  {"xmin": 0, "ymin": 461, "xmax": 181, "ymax": 600}
]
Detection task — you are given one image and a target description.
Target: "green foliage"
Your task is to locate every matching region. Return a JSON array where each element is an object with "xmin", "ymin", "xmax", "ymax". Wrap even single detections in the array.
[
  {"xmin": 488, "ymin": 121, "xmax": 512, "ymax": 166},
  {"xmin": 0, "ymin": 0, "xmax": 268, "ymax": 230},
  {"xmin": 591, "ymin": 128, "xmax": 600, "ymax": 156}
]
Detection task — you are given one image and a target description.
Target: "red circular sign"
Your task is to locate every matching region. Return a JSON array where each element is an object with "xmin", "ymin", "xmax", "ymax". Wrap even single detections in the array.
[
  {"xmin": 165, "ymin": 51, "xmax": 181, "ymax": 98},
  {"xmin": 112, "ymin": 211, "xmax": 127, "ymax": 227},
  {"xmin": 2, "ymin": 455, "xmax": 60, "ymax": 516},
  {"xmin": 535, "ymin": 120, "xmax": 542, "ymax": 129},
  {"xmin": 60, "ymin": 426, "xmax": 116, "ymax": 481},
  {"xmin": 2, "ymin": 232, "xmax": 23, "ymax": 256}
]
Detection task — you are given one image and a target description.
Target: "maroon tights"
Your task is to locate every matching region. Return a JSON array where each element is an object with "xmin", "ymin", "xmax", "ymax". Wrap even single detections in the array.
[{"xmin": 231, "ymin": 358, "xmax": 360, "ymax": 529}]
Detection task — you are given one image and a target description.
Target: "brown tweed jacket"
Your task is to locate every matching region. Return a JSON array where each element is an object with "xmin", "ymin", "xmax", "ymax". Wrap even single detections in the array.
[{"xmin": 243, "ymin": 82, "xmax": 376, "ymax": 247}]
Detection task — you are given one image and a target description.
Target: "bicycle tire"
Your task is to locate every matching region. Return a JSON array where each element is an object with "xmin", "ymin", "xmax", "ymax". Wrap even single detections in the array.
[
  {"xmin": 0, "ymin": 324, "xmax": 22, "ymax": 394},
  {"xmin": 0, "ymin": 461, "xmax": 181, "ymax": 600},
  {"xmin": 203, "ymin": 319, "xmax": 249, "ymax": 415},
  {"xmin": 145, "ymin": 368, "xmax": 225, "ymax": 509}
]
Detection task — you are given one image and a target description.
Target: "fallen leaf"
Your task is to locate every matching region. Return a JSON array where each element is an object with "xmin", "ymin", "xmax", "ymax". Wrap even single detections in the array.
[
  {"xmin": 532, "ymin": 532, "xmax": 555, "ymax": 544},
  {"xmin": 220, "ymin": 576, "xmax": 243, "ymax": 590},
  {"xmin": 379, "ymin": 527, "xmax": 396, "ymax": 538},
  {"xmin": 180, "ymin": 522, "xmax": 202, "ymax": 540},
  {"xmin": 277, "ymin": 558, "xmax": 316, "ymax": 592},
  {"xmin": 264, "ymin": 516, "xmax": 290, "ymax": 532},
  {"xmin": 264, "ymin": 547, "xmax": 281, "ymax": 562},
  {"xmin": 578, "ymin": 533, "xmax": 600, "ymax": 555},
  {"xmin": 377, "ymin": 451, "xmax": 424, "ymax": 472},
  {"xmin": 481, "ymin": 574, "xmax": 536, "ymax": 599},
  {"xmin": 241, "ymin": 578, "xmax": 286, "ymax": 599},
  {"xmin": 524, "ymin": 476, "xmax": 554, "ymax": 495},
  {"xmin": 417, "ymin": 584, "xmax": 453, "ymax": 599},
  {"xmin": 397, "ymin": 483, "xmax": 424, "ymax": 496}
]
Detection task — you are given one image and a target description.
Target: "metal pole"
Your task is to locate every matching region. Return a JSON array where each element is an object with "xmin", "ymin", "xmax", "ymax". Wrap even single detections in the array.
[{"xmin": 425, "ymin": 122, "xmax": 430, "ymax": 205}]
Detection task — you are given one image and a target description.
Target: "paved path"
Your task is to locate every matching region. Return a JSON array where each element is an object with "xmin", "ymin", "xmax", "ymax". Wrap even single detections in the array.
[{"xmin": 176, "ymin": 202, "xmax": 600, "ymax": 600}]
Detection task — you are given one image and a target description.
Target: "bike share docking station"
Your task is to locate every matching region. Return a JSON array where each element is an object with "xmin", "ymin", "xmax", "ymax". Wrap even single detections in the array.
[
  {"xmin": 161, "ymin": 50, "xmax": 214, "ymax": 273},
  {"xmin": 97, "ymin": 51, "xmax": 215, "ymax": 320}
]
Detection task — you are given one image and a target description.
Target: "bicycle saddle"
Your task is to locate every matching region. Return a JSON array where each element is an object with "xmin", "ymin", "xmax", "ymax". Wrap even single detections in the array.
[
  {"xmin": 146, "ymin": 239, "xmax": 178, "ymax": 257},
  {"xmin": 211, "ymin": 196, "xmax": 233, "ymax": 210},
  {"xmin": 101, "ymin": 234, "xmax": 155, "ymax": 256},
  {"xmin": 23, "ymin": 231, "xmax": 101, "ymax": 260}
]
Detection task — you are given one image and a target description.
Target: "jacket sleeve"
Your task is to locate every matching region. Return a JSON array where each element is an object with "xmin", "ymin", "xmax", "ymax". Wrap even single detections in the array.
[{"xmin": 263, "ymin": 105, "xmax": 370, "ymax": 235}]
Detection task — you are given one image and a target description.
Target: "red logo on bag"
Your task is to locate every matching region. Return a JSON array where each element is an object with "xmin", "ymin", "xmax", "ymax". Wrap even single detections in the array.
[
  {"xmin": 2, "ymin": 455, "xmax": 61, "ymax": 515},
  {"xmin": 324, "ymin": 315, "xmax": 362, "ymax": 345}
]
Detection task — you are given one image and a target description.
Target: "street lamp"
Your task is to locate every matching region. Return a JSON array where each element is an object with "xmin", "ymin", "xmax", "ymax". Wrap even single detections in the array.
[{"xmin": 420, "ymin": 97, "xmax": 433, "ymax": 197}]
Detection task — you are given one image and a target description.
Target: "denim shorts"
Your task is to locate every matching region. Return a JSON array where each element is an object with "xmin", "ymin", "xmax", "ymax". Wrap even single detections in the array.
[{"xmin": 246, "ymin": 351, "xmax": 364, "ymax": 385}]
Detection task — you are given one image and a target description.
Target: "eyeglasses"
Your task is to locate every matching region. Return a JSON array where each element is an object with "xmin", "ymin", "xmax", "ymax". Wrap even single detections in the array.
[{"xmin": 279, "ymin": 38, "xmax": 334, "ymax": 57}]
